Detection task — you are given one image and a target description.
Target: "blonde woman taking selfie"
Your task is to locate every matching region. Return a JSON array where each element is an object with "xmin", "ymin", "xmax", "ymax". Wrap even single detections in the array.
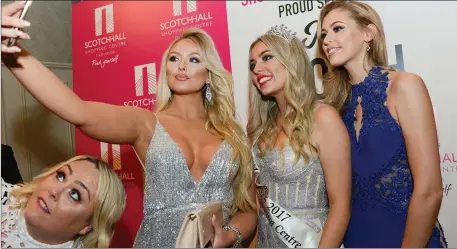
[{"xmin": 1, "ymin": 1, "xmax": 257, "ymax": 247}]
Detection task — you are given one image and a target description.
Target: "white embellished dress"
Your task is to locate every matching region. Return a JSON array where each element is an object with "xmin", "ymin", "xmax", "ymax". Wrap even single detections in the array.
[
  {"xmin": 254, "ymin": 145, "xmax": 329, "ymax": 248},
  {"xmin": 132, "ymin": 116, "xmax": 239, "ymax": 247}
]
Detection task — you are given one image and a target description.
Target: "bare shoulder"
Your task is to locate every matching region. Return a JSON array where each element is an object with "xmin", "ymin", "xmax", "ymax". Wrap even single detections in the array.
[
  {"xmin": 313, "ymin": 101, "xmax": 342, "ymax": 127},
  {"xmin": 130, "ymin": 105, "xmax": 157, "ymax": 124},
  {"xmin": 132, "ymin": 106, "xmax": 158, "ymax": 139},
  {"xmin": 389, "ymin": 71, "xmax": 428, "ymax": 96},
  {"xmin": 145, "ymin": 109, "xmax": 158, "ymax": 133},
  {"xmin": 311, "ymin": 101, "xmax": 349, "ymax": 151}
]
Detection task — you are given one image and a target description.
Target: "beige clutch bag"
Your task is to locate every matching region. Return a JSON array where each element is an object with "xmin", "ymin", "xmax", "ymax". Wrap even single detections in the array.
[{"xmin": 175, "ymin": 201, "xmax": 224, "ymax": 248}]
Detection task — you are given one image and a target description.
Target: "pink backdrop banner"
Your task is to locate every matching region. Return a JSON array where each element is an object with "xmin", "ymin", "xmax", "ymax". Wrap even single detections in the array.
[{"xmin": 71, "ymin": 1, "xmax": 232, "ymax": 247}]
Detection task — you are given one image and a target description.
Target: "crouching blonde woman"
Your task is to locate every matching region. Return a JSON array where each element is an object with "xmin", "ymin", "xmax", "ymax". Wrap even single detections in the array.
[{"xmin": 1, "ymin": 155, "xmax": 126, "ymax": 248}]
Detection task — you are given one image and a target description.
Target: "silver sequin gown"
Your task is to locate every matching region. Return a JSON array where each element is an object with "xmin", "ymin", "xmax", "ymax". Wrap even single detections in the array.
[
  {"xmin": 255, "ymin": 145, "xmax": 329, "ymax": 248},
  {"xmin": 133, "ymin": 117, "xmax": 238, "ymax": 248}
]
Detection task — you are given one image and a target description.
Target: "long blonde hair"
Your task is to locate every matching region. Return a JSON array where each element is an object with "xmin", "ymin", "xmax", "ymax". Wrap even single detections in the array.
[
  {"xmin": 155, "ymin": 28, "xmax": 255, "ymax": 215},
  {"xmin": 10, "ymin": 155, "xmax": 126, "ymax": 248},
  {"xmin": 317, "ymin": 0, "xmax": 390, "ymax": 113},
  {"xmin": 247, "ymin": 34, "xmax": 318, "ymax": 164}
]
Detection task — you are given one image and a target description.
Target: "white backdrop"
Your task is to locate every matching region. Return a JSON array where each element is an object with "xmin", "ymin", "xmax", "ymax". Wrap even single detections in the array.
[{"xmin": 226, "ymin": 0, "xmax": 457, "ymax": 246}]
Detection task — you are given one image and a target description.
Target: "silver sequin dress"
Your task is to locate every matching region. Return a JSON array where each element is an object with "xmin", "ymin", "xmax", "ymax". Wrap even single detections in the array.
[
  {"xmin": 133, "ymin": 118, "xmax": 238, "ymax": 248},
  {"xmin": 255, "ymin": 145, "xmax": 329, "ymax": 248}
]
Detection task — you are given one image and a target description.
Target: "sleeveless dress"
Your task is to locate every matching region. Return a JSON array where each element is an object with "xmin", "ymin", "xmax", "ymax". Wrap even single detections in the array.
[
  {"xmin": 133, "ymin": 115, "xmax": 239, "ymax": 247},
  {"xmin": 1, "ymin": 178, "xmax": 75, "ymax": 248},
  {"xmin": 254, "ymin": 144, "xmax": 329, "ymax": 248},
  {"xmin": 341, "ymin": 66, "xmax": 447, "ymax": 247}
]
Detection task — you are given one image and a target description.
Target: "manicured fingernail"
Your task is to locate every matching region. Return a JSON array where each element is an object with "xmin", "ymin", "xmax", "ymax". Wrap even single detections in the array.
[
  {"xmin": 23, "ymin": 33, "xmax": 30, "ymax": 39},
  {"xmin": 12, "ymin": 46, "xmax": 21, "ymax": 52},
  {"xmin": 23, "ymin": 20, "xmax": 31, "ymax": 27}
]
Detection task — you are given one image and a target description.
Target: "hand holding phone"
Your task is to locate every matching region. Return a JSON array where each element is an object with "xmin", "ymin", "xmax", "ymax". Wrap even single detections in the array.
[
  {"xmin": 1, "ymin": 1, "xmax": 32, "ymax": 53},
  {"xmin": 7, "ymin": 1, "xmax": 33, "ymax": 47}
]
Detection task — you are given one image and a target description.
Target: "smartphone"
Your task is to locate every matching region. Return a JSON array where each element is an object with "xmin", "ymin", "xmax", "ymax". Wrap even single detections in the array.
[{"xmin": 7, "ymin": 0, "xmax": 33, "ymax": 47}]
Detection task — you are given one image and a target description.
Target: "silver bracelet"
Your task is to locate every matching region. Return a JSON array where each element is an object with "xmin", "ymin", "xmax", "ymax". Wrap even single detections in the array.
[{"xmin": 222, "ymin": 225, "xmax": 242, "ymax": 248}]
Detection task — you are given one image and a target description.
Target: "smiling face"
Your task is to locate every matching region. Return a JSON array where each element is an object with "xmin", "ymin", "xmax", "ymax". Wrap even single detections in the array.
[
  {"xmin": 249, "ymin": 41, "xmax": 287, "ymax": 98},
  {"xmin": 165, "ymin": 38, "xmax": 209, "ymax": 96},
  {"xmin": 320, "ymin": 9, "xmax": 371, "ymax": 68},
  {"xmin": 23, "ymin": 160, "xmax": 99, "ymax": 238}
]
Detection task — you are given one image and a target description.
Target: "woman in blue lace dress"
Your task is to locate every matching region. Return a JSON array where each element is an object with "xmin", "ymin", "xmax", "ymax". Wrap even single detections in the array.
[{"xmin": 317, "ymin": 1, "xmax": 447, "ymax": 247}]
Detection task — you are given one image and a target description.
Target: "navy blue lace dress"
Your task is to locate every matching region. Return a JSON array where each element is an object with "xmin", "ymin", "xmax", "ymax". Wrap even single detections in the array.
[{"xmin": 341, "ymin": 66, "xmax": 447, "ymax": 248}]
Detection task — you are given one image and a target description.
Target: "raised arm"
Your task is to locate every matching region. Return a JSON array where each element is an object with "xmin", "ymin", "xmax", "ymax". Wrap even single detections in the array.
[
  {"xmin": 312, "ymin": 104, "xmax": 352, "ymax": 248},
  {"xmin": 2, "ymin": 47, "xmax": 152, "ymax": 146},
  {"xmin": 1, "ymin": 2, "xmax": 153, "ymax": 146}
]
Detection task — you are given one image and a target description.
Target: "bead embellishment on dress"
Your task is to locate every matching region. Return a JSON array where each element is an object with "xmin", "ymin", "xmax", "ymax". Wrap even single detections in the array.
[{"xmin": 132, "ymin": 117, "xmax": 238, "ymax": 247}]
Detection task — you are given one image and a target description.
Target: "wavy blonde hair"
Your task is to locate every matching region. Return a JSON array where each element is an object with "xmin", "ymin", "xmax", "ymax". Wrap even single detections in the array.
[
  {"xmin": 10, "ymin": 155, "xmax": 126, "ymax": 248},
  {"xmin": 317, "ymin": 0, "xmax": 391, "ymax": 113},
  {"xmin": 155, "ymin": 28, "xmax": 255, "ymax": 215},
  {"xmin": 247, "ymin": 34, "xmax": 318, "ymax": 164}
]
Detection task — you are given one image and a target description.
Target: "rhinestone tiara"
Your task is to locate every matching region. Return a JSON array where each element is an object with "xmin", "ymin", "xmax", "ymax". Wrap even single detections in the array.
[{"xmin": 266, "ymin": 24, "xmax": 297, "ymax": 42}]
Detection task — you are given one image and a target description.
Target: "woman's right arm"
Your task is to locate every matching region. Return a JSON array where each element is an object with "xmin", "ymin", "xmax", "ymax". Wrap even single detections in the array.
[{"xmin": 2, "ymin": 48, "xmax": 151, "ymax": 146}]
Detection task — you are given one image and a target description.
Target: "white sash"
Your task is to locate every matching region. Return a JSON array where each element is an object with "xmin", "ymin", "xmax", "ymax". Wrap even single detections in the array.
[{"xmin": 253, "ymin": 152, "xmax": 324, "ymax": 248}]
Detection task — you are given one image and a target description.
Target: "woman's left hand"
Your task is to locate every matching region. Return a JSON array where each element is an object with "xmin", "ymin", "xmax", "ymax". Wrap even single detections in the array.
[{"xmin": 211, "ymin": 215, "xmax": 237, "ymax": 248}]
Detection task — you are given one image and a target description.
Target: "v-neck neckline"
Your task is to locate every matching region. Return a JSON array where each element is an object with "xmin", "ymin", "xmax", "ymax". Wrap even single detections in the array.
[{"xmin": 157, "ymin": 120, "xmax": 225, "ymax": 186}]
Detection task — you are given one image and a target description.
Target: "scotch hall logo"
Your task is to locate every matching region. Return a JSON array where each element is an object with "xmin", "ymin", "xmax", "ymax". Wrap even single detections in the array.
[
  {"xmin": 160, "ymin": 0, "xmax": 214, "ymax": 37},
  {"xmin": 100, "ymin": 142, "xmax": 121, "ymax": 170},
  {"xmin": 95, "ymin": 4, "xmax": 114, "ymax": 36},
  {"xmin": 100, "ymin": 142, "xmax": 135, "ymax": 180},
  {"xmin": 84, "ymin": 4, "xmax": 127, "ymax": 68},
  {"xmin": 124, "ymin": 63, "xmax": 157, "ymax": 109},
  {"xmin": 173, "ymin": 0, "xmax": 197, "ymax": 16}
]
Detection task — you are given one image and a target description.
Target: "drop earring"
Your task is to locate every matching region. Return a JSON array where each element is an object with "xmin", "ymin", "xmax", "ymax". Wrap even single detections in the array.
[{"xmin": 205, "ymin": 80, "xmax": 212, "ymax": 103}]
